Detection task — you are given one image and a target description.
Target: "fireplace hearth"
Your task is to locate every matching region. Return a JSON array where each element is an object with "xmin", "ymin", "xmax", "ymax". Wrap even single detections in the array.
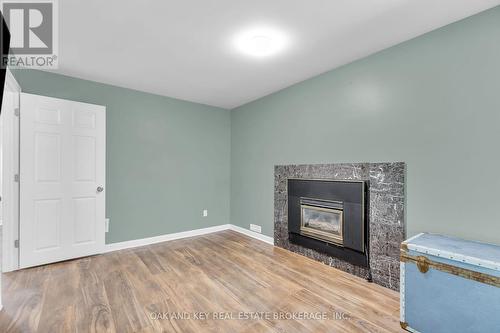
[{"xmin": 288, "ymin": 179, "xmax": 368, "ymax": 269}]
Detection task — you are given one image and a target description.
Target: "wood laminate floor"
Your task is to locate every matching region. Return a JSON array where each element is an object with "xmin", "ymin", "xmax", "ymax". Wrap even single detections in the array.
[{"xmin": 0, "ymin": 230, "xmax": 403, "ymax": 333}]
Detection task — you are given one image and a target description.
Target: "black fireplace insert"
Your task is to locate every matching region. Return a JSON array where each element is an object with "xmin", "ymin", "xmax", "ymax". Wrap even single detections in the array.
[{"xmin": 288, "ymin": 179, "xmax": 369, "ymax": 268}]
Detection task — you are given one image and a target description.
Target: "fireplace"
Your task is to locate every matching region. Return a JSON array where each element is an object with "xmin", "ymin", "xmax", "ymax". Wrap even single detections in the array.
[
  {"xmin": 275, "ymin": 163, "xmax": 405, "ymax": 290},
  {"xmin": 300, "ymin": 198, "xmax": 344, "ymax": 245},
  {"xmin": 288, "ymin": 179, "xmax": 369, "ymax": 269}
]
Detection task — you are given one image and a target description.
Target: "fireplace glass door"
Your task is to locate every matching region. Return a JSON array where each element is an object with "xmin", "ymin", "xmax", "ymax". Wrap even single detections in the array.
[{"xmin": 300, "ymin": 201, "xmax": 344, "ymax": 245}]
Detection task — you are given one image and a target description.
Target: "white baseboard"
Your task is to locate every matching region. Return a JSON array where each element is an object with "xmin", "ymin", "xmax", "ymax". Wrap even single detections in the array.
[
  {"xmin": 103, "ymin": 224, "xmax": 274, "ymax": 253},
  {"xmin": 103, "ymin": 224, "xmax": 231, "ymax": 253},
  {"xmin": 228, "ymin": 225, "xmax": 274, "ymax": 245}
]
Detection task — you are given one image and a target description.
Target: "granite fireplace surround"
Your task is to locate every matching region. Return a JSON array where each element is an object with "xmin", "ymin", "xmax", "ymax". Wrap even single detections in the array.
[{"xmin": 274, "ymin": 163, "xmax": 405, "ymax": 290}]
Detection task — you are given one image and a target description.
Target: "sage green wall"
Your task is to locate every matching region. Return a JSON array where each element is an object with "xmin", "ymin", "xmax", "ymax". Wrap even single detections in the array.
[
  {"xmin": 11, "ymin": 6, "xmax": 500, "ymax": 247},
  {"xmin": 13, "ymin": 70, "xmax": 231, "ymax": 244},
  {"xmin": 231, "ymin": 7, "xmax": 500, "ymax": 244}
]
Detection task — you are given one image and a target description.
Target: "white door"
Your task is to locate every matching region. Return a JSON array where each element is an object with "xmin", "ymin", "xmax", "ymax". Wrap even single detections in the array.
[{"xmin": 20, "ymin": 93, "xmax": 106, "ymax": 268}]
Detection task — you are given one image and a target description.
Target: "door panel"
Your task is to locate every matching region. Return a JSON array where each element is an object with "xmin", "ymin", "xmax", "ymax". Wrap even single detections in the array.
[
  {"xmin": 72, "ymin": 196, "xmax": 96, "ymax": 244},
  {"xmin": 36, "ymin": 107, "xmax": 61, "ymax": 125},
  {"xmin": 73, "ymin": 109, "xmax": 96, "ymax": 129},
  {"xmin": 74, "ymin": 135, "xmax": 96, "ymax": 181},
  {"xmin": 35, "ymin": 132, "xmax": 61, "ymax": 182},
  {"xmin": 34, "ymin": 199, "xmax": 61, "ymax": 251},
  {"xmin": 20, "ymin": 93, "xmax": 106, "ymax": 268}
]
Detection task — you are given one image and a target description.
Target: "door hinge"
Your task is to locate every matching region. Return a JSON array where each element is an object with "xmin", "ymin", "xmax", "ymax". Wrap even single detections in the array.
[
  {"xmin": 14, "ymin": 240, "xmax": 19, "ymax": 248},
  {"xmin": 14, "ymin": 108, "xmax": 20, "ymax": 117},
  {"xmin": 14, "ymin": 174, "xmax": 20, "ymax": 182}
]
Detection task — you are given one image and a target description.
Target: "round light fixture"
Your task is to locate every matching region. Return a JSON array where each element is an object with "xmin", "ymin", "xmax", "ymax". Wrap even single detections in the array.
[{"xmin": 234, "ymin": 26, "xmax": 289, "ymax": 58}]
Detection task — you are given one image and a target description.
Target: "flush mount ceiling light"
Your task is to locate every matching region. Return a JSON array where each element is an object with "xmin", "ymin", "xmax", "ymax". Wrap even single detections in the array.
[{"xmin": 234, "ymin": 26, "xmax": 289, "ymax": 58}]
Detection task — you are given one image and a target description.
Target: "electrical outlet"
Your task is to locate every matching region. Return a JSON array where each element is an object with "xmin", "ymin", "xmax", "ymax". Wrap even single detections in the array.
[
  {"xmin": 203, "ymin": 209, "xmax": 208, "ymax": 217},
  {"xmin": 105, "ymin": 218, "xmax": 110, "ymax": 232},
  {"xmin": 250, "ymin": 224, "xmax": 262, "ymax": 233}
]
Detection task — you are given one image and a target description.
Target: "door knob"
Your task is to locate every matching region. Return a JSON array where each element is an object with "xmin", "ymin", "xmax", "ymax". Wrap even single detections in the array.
[{"xmin": 97, "ymin": 186, "xmax": 104, "ymax": 193}]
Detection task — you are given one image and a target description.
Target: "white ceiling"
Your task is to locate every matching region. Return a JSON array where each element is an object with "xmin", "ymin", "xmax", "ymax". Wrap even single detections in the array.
[{"xmin": 53, "ymin": 0, "xmax": 500, "ymax": 109}]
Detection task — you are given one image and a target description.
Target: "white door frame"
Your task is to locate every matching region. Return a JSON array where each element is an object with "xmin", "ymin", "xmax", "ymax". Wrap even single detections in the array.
[{"xmin": 2, "ymin": 68, "xmax": 21, "ymax": 272}]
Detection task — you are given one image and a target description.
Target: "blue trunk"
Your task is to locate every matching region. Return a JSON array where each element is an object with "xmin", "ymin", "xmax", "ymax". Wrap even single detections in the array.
[{"xmin": 400, "ymin": 233, "xmax": 500, "ymax": 333}]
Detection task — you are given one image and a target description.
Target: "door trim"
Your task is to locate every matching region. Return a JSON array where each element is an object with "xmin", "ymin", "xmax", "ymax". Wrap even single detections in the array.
[{"xmin": 2, "ymin": 68, "xmax": 21, "ymax": 273}]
